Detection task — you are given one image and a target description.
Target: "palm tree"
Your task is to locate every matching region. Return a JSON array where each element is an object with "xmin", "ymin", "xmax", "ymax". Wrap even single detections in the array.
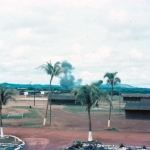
[
  {"xmin": 37, "ymin": 61, "xmax": 64, "ymax": 126},
  {"xmin": 72, "ymin": 81, "xmax": 110, "ymax": 141},
  {"xmin": 104, "ymin": 72, "xmax": 121, "ymax": 128},
  {"xmin": 0, "ymin": 85, "xmax": 16, "ymax": 138}
]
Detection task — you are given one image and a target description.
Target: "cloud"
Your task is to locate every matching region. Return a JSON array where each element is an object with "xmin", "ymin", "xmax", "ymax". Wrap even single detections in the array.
[
  {"xmin": 0, "ymin": 0, "xmax": 150, "ymax": 87},
  {"xmin": 108, "ymin": 9, "xmax": 128, "ymax": 23},
  {"xmin": 82, "ymin": 46, "xmax": 112, "ymax": 65},
  {"xmin": 129, "ymin": 49, "xmax": 143, "ymax": 58}
]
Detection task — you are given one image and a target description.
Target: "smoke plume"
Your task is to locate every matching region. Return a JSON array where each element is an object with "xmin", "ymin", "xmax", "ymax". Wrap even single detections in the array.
[{"xmin": 60, "ymin": 61, "xmax": 82, "ymax": 90}]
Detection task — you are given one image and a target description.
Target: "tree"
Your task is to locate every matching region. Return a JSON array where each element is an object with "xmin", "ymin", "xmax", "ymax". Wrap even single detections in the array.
[
  {"xmin": 72, "ymin": 81, "xmax": 110, "ymax": 141},
  {"xmin": 0, "ymin": 85, "xmax": 16, "ymax": 138},
  {"xmin": 37, "ymin": 61, "xmax": 64, "ymax": 126},
  {"xmin": 104, "ymin": 72, "xmax": 121, "ymax": 128}
]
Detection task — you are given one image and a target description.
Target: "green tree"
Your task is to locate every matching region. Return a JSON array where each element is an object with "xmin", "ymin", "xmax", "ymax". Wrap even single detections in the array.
[
  {"xmin": 72, "ymin": 81, "xmax": 110, "ymax": 141},
  {"xmin": 104, "ymin": 72, "xmax": 121, "ymax": 128},
  {"xmin": 0, "ymin": 85, "xmax": 16, "ymax": 138},
  {"xmin": 37, "ymin": 61, "xmax": 64, "ymax": 126}
]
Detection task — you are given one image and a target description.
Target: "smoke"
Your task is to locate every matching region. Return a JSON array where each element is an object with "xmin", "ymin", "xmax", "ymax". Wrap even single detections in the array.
[
  {"xmin": 61, "ymin": 60, "xmax": 74, "ymax": 74},
  {"xmin": 60, "ymin": 61, "xmax": 82, "ymax": 90}
]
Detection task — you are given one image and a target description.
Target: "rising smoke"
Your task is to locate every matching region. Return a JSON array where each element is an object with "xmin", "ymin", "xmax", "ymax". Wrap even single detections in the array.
[{"xmin": 60, "ymin": 61, "xmax": 82, "ymax": 90}]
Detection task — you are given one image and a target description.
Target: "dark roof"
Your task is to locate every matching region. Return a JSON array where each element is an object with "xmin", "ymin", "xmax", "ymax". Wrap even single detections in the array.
[
  {"xmin": 124, "ymin": 101, "xmax": 140, "ymax": 110},
  {"xmin": 139, "ymin": 99, "xmax": 150, "ymax": 110},
  {"xmin": 124, "ymin": 99, "xmax": 150, "ymax": 110},
  {"xmin": 51, "ymin": 95, "xmax": 76, "ymax": 100},
  {"xmin": 122, "ymin": 94, "xmax": 150, "ymax": 98},
  {"xmin": 17, "ymin": 88, "xmax": 26, "ymax": 90}
]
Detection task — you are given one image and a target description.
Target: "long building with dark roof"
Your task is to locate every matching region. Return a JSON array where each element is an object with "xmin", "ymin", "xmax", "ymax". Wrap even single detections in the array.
[
  {"xmin": 122, "ymin": 94, "xmax": 150, "ymax": 102},
  {"xmin": 50, "ymin": 94, "xmax": 79, "ymax": 105},
  {"xmin": 124, "ymin": 99, "xmax": 150, "ymax": 119}
]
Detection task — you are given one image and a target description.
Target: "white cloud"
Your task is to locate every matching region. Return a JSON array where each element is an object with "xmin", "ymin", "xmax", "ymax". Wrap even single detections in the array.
[
  {"xmin": 129, "ymin": 49, "xmax": 143, "ymax": 58},
  {"xmin": 108, "ymin": 9, "xmax": 128, "ymax": 23},
  {"xmin": 109, "ymin": 29, "xmax": 131, "ymax": 39},
  {"xmin": 0, "ymin": 0, "xmax": 150, "ymax": 87},
  {"xmin": 72, "ymin": 43, "xmax": 84, "ymax": 55},
  {"xmin": 83, "ymin": 46, "xmax": 112, "ymax": 64}
]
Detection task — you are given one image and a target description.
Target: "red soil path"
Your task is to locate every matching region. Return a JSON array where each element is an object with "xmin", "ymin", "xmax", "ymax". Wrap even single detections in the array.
[
  {"xmin": 3, "ymin": 106, "xmax": 150, "ymax": 150},
  {"xmin": 4, "ymin": 127, "xmax": 150, "ymax": 150}
]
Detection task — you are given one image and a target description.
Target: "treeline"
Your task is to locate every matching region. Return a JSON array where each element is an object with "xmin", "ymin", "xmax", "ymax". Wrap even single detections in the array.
[
  {"xmin": 2, "ymin": 82, "xmax": 150, "ymax": 94},
  {"xmin": 100, "ymin": 87, "xmax": 150, "ymax": 95}
]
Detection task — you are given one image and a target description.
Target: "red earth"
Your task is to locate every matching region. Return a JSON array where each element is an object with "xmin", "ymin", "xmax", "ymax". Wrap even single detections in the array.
[{"xmin": 3, "ymin": 105, "xmax": 150, "ymax": 150}]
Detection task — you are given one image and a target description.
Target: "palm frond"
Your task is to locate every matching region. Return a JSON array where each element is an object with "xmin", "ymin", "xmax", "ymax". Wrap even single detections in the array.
[
  {"xmin": 114, "ymin": 77, "xmax": 121, "ymax": 84},
  {"xmin": 104, "ymin": 72, "xmax": 118, "ymax": 79},
  {"xmin": 72, "ymin": 83, "xmax": 110, "ymax": 109},
  {"xmin": 104, "ymin": 72, "xmax": 121, "ymax": 86},
  {"xmin": 37, "ymin": 60, "xmax": 64, "ymax": 77},
  {"xmin": 104, "ymin": 72, "xmax": 108, "ymax": 78},
  {"xmin": 0, "ymin": 85, "xmax": 16, "ymax": 105},
  {"xmin": 91, "ymin": 80, "xmax": 103, "ymax": 87},
  {"xmin": 54, "ymin": 61, "xmax": 61, "ymax": 68}
]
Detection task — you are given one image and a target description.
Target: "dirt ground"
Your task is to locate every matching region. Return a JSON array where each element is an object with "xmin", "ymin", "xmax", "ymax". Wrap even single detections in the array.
[{"xmin": 2, "ymin": 100, "xmax": 150, "ymax": 150}]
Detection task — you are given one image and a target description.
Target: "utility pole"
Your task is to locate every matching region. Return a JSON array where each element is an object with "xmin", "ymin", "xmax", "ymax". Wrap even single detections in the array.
[
  {"xmin": 34, "ymin": 87, "xmax": 35, "ymax": 106},
  {"xmin": 119, "ymin": 91, "xmax": 121, "ymax": 114}
]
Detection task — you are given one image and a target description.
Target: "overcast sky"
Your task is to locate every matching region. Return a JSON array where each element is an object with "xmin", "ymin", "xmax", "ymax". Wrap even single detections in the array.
[{"xmin": 0, "ymin": 0, "xmax": 150, "ymax": 87}]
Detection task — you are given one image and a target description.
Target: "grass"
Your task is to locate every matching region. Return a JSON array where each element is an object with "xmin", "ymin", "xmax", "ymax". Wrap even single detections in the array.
[
  {"xmin": 23, "ymin": 122, "xmax": 42, "ymax": 127},
  {"xmin": 3, "ymin": 123, "xmax": 12, "ymax": 127},
  {"xmin": 2, "ymin": 105, "xmax": 54, "ymax": 127},
  {"xmin": 24, "ymin": 108, "xmax": 42, "ymax": 119},
  {"xmin": 2, "ymin": 106, "xmax": 42, "ymax": 119},
  {"xmin": 63, "ymin": 105, "xmax": 86, "ymax": 114},
  {"xmin": 63, "ymin": 105, "xmax": 125, "ymax": 115}
]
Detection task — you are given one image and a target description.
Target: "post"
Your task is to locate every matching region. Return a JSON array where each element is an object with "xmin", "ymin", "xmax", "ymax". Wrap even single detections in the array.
[
  {"xmin": 34, "ymin": 88, "xmax": 35, "ymax": 106},
  {"xmin": 119, "ymin": 91, "xmax": 121, "ymax": 114},
  {"xmin": 0, "ymin": 104, "xmax": 4, "ymax": 138}
]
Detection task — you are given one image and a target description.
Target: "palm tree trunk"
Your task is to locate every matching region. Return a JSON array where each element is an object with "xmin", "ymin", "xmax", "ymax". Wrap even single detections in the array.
[
  {"xmin": 43, "ymin": 77, "xmax": 52, "ymax": 126},
  {"xmin": 108, "ymin": 84, "xmax": 113, "ymax": 128},
  {"xmin": 87, "ymin": 107, "xmax": 93, "ymax": 141},
  {"xmin": 0, "ymin": 105, "xmax": 4, "ymax": 138}
]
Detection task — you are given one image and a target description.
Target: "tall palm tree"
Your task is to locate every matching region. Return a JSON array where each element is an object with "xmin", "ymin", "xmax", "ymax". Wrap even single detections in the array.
[
  {"xmin": 72, "ymin": 81, "xmax": 110, "ymax": 141},
  {"xmin": 37, "ymin": 61, "xmax": 64, "ymax": 126},
  {"xmin": 0, "ymin": 85, "xmax": 16, "ymax": 138},
  {"xmin": 104, "ymin": 72, "xmax": 121, "ymax": 128}
]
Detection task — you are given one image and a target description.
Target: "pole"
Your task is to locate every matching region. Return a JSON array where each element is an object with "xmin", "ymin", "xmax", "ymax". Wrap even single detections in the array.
[
  {"xmin": 34, "ymin": 87, "xmax": 35, "ymax": 106},
  {"xmin": 119, "ymin": 91, "xmax": 121, "ymax": 114}
]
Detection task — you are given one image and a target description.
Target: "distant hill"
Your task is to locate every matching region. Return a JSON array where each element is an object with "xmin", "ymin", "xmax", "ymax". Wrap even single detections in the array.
[
  {"xmin": 1, "ymin": 82, "xmax": 135, "ymax": 89},
  {"xmin": 100, "ymin": 84, "xmax": 135, "ymax": 89},
  {"xmin": 1, "ymin": 82, "xmax": 150, "ymax": 94},
  {"xmin": 1, "ymin": 82, "xmax": 60, "ymax": 90},
  {"xmin": 99, "ymin": 84, "xmax": 150, "ymax": 94}
]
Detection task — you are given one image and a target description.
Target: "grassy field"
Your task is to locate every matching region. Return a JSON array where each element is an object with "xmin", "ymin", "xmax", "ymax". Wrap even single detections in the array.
[
  {"xmin": 2, "ymin": 95, "xmax": 125, "ymax": 127},
  {"xmin": 63, "ymin": 104, "xmax": 125, "ymax": 117}
]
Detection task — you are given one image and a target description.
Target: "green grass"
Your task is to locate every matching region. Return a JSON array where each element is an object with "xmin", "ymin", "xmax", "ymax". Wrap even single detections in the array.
[
  {"xmin": 24, "ymin": 109, "xmax": 42, "ymax": 119},
  {"xmin": 63, "ymin": 105, "xmax": 86, "ymax": 114},
  {"xmin": 12, "ymin": 106, "xmax": 31, "ymax": 109},
  {"xmin": 3, "ymin": 106, "xmax": 42, "ymax": 119},
  {"xmin": 63, "ymin": 105, "xmax": 124, "ymax": 113},
  {"xmin": 3, "ymin": 123, "xmax": 12, "ymax": 127},
  {"xmin": 23, "ymin": 122, "xmax": 41, "ymax": 127}
]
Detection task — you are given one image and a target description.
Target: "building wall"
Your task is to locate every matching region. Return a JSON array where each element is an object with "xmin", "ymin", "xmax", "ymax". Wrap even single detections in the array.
[
  {"xmin": 125, "ymin": 110, "xmax": 150, "ymax": 119},
  {"xmin": 123, "ymin": 97, "xmax": 141, "ymax": 101}
]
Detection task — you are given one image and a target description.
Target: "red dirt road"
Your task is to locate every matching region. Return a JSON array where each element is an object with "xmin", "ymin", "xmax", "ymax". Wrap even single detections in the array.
[
  {"xmin": 3, "ymin": 105, "xmax": 150, "ymax": 150},
  {"xmin": 4, "ymin": 127, "xmax": 150, "ymax": 150}
]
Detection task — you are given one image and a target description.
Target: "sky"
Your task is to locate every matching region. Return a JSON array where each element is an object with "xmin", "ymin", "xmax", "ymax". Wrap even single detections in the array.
[{"xmin": 0, "ymin": 0, "xmax": 150, "ymax": 88}]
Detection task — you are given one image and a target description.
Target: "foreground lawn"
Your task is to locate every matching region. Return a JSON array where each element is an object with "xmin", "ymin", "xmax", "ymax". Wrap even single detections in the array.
[
  {"xmin": 63, "ymin": 104, "xmax": 125, "ymax": 116},
  {"xmin": 2, "ymin": 106, "xmax": 44, "ymax": 127}
]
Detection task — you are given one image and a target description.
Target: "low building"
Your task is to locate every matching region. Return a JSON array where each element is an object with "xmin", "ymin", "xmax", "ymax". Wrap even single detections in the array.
[
  {"xmin": 122, "ymin": 94, "xmax": 150, "ymax": 102},
  {"xmin": 17, "ymin": 88, "xmax": 26, "ymax": 95},
  {"xmin": 50, "ymin": 94, "xmax": 79, "ymax": 105},
  {"xmin": 124, "ymin": 99, "xmax": 150, "ymax": 119}
]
